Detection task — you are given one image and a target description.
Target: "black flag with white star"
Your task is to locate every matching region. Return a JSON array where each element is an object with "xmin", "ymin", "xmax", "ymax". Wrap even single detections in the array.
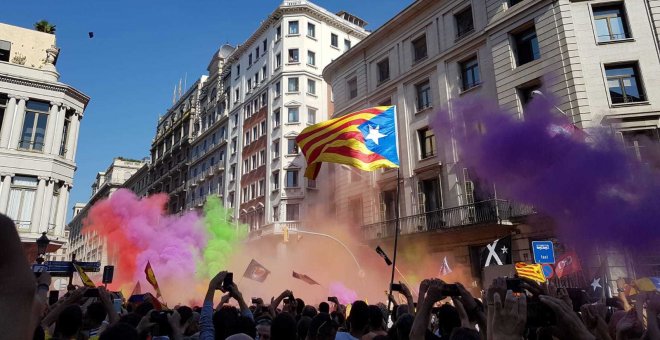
[
  {"xmin": 479, "ymin": 235, "xmax": 512, "ymax": 268},
  {"xmin": 587, "ymin": 262, "xmax": 607, "ymax": 302}
]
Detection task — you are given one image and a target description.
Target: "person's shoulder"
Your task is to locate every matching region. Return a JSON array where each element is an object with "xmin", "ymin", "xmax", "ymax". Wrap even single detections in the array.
[{"xmin": 335, "ymin": 332, "xmax": 358, "ymax": 340}]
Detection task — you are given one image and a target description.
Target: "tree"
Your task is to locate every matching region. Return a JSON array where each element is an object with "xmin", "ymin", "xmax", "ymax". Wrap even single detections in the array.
[{"xmin": 34, "ymin": 20, "xmax": 56, "ymax": 34}]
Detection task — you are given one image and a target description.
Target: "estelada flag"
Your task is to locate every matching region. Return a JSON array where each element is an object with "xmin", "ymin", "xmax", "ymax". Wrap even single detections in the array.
[
  {"xmin": 243, "ymin": 259, "xmax": 271, "ymax": 283},
  {"xmin": 292, "ymin": 271, "xmax": 321, "ymax": 285},
  {"xmin": 295, "ymin": 106, "xmax": 400, "ymax": 180},
  {"xmin": 130, "ymin": 281, "xmax": 142, "ymax": 296},
  {"xmin": 554, "ymin": 251, "xmax": 582, "ymax": 278},
  {"xmin": 144, "ymin": 261, "xmax": 162, "ymax": 298},
  {"xmin": 73, "ymin": 262, "xmax": 96, "ymax": 288},
  {"xmin": 515, "ymin": 262, "xmax": 546, "ymax": 283}
]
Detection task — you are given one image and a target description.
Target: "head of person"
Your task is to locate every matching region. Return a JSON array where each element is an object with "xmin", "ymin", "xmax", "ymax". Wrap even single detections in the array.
[
  {"xmin": 54, "ymin": 305, "xmax": 83, "ymax": 339},
  {"xmin": 297, "ymin": 316, "xmax": 312, "ymax": 340},
  {"xmin": 118, "ymin": 313, "xmax": 142, "ymax": 328},
  {"xmin": 271, "ymin": 312, "xmax": 297, "ymax": 340},
  {"xmin": 256, "ymin": 317, "xmax": 272, "ymax": 340},
  {"xmin": 330, "ymin": 311, "xmax": 345, "ymax": 330},
  {"xmin": 99, "ymin": 323, "xmax": 139, "ymax": 340},
  {"xmin": 185, "ymin": 311, "xmax": 201, "ymax": 336},
  {"xmin": 394, "ymin": 304, "xmax": 409, "ymax": 323},
  {"xmin": 213, "ymin": 305, "xmax": 240, "ymax": 339},
  {"xmin": 436, "ymin": 304, "xmax": 460, "ymax": 338},
  {"xmin": 449, "ymin": 327, "xmax": 480, "ymax": 340},
  {"xmin": 367, "ymin": 305, "xmax": 386, "ymax": 332},
  {"xmin": 347, "ymin": 300, "xmax": 369, "ymax": 335},
  {"xmin": 307, "ymin": 312, "xmax": 331, "ymax": 340},
  {"xmin": 236, "ymin": 315, "xmax": 257, "ymax": 338},
  {"xmin": 316, "ymin": 319, "xmax": 338, "ymax": 340},
  {"xmin": 394, "ymin": 313, "xmax": 414, "ymax": 340},
  {"xmin": 296, "ymin": 298, "xmax": 306, "ymax": 315},
  {"xmin": 84, "ymin": 302, "xmax": 108, "ymax": 329},
  {"xmin": 134, "ymin": 302, "xmax": 154, "ymax": 317},
  {"xmin": 318, "ymin": 302, "xmax": 330, "ymax": 314},
  {"xmin": 302, "ymin": 305, "xmax": 318, "ymax": 318}
]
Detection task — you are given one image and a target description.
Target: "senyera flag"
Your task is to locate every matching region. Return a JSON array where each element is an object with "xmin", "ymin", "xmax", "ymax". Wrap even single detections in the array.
[
  {"xmin": 144, "ymin": 261, "xmax": 163, "ymax": 298},
  {"xmin": 295, "ymin": 106, "xmax": 400, "ymax": 180},
  {"xmin": 73, "ymin": 262, "xmax": 96, "ymax": 288},
  {"xmin": 515, "ymin": 262, "xmax": 546, "ymax": 283}
]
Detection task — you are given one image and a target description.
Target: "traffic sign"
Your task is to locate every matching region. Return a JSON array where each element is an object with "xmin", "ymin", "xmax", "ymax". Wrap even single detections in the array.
[
  {"xmin": 43, "ymin": 261, "xmax": 102, "ymax": 273},
  {"xmin": 532, "ymin": 241, "xmax": 555, "ymax": 264},
  {"xmin": 542, "ymin": 264, "xmax": 554, "ymax": 279}
]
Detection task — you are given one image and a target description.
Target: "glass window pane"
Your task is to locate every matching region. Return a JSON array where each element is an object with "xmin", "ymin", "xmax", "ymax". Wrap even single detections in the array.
[
  {"xmin": 34, "ymin": 114, "xmax": 47, "ymax": 151},
  {"xmin": 20, "ymin": 112, "xmax": 35, "ymax": 149}
]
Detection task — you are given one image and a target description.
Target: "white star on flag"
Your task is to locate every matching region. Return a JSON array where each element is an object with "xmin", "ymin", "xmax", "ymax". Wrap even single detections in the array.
[
  {"xmin": 501, "ymin": 246, "xmax": 508, "ymax": 254},
  {"xmin": 365, "ymin": 125, "xmax": 386, "ymax": 145},
  {"xmin": 591, "ymin": 278, "xmax": 602, "ymax": 291}
]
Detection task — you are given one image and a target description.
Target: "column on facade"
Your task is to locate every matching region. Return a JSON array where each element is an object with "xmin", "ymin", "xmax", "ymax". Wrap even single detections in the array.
[
  {"xmin": 0, "ymin": 173, "xmax": 13, "ymax": 212},
  {"xmin": 43, "ymin": 102, "xmax": 61, "ymax": 155},
  {"xmin": 41, "ymin": 179, "xmax": 55, "ymax": 233},
  {"xmin": 8, "ymin": 97, "xmax": 27, "ymax": 149},
  {"xmin": 66, "ymin": 112, "xmax": 81, "ymax": 161},
  {"xmin": 54, "ymin": 183, "xmax": 70, "ymax": 237},
  {"xmin": 0, "ymin": 96, "xmax": 17, "ymax": 148},
  {"xmin": 30, "ymin": 177, "xmax": 47, "ymax": 233},
  {"xmin": 51, "ymin": 105, "xmax": 67, "ymax": 156}
]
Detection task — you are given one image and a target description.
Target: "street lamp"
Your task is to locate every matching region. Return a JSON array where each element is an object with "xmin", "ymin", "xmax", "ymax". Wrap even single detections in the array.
[{"xmin": 36, "ymin": 232, "xmax": 50, "ymax": 264}]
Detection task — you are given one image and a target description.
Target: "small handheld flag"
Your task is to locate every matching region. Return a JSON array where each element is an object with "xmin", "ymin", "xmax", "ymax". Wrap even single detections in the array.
[
  {"xmin": 292, "ymin": 271, "xmax": 321, "ymax": 285},
  {"xmin": 375, "ymin": 246, "xmax": 392, "ymax": 266},
  {"xmin": 439, "ymin": 256, "xmax": 452, "ymax": 276},
  {"xmin": 144, "ymin": 261, "xmax": 163, "ymax": 298},
  {"xmin": 554, "ymin": 252, "xmax": 582, "ymax": 278},
  {"xmin": 243, "ymin": 259, "xmax": 271, "ymax": 283},
  {"xmin": 515, "ymin": 262, "xmax": 546, "ymax": 283},
  {"xmin": 73, "ymin": 263, "xmax": 96, "ymax": 288},
  {"xmin": 295, "ymin": 106, "xmax": 399, "ymax": 180},
  {"xmin": 130, "ymin": 281, "xmax": 142, "ymax": 296}
]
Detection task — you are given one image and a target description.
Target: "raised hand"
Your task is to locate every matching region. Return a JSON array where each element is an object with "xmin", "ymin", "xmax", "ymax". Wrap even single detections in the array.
[
  {"xmin": 490, "ymin": 291, "xmax": 526, "ymax": 340},
  {"xmin": 539, "ymin": 295, "xmax": 595, "ymax": 340}
]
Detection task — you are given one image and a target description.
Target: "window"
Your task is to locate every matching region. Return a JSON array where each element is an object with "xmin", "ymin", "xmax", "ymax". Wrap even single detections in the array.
[
  {"xmin": 518, "ymin": 82, "xmax": 541, "ymax": 106},
  {"xmin": 252, "ymin": 126, "xmax": 258, "ymax": 140},
  {"xmin": 307, "ymin": 79, "xmax": 316, "ymax": 95},
  {"xmin": 273, "ymin": 205, "xmax": 279, "ymax": 221},
  {"xmin": 605, "ymin": 63, "xmax": 645, "ymax": 104},
  {"xmin": 276, "ymin": 25, "xmax": 282, "ymax": 40},
  {"xmin": 513, "ymin": 26, "xmax": 540, "ymax": 66},
  {"xmin": 289, "ymin": 21, "xmax": 299, "ymax": 35},
  {"xmin": 260, "ymin": 149, "xmax": 266, "ymax": 165},
  {"xmin": 247, "ymin": 79, "xmax": 252, "ymax": 91},
  {"xmin": 236, "ymin": 64, "xmax": 241, "ymax": 76},
  {"xmin": 255, "ymin": 47, "xmax": 260, "ymax": 59},
  {"xmin": 460, "ymin": 56, "xmax": 480, "ymax": 90},
  {"xmin": 593, "ymin": 5, "xmax": 631, "ymax": 42},
  {"xmin": 307, "ymin": 23, "xmax": 316, "ymax": 38},
  {"xmin": 19, "ymin": 100, "xmax": 49, "ymax": 151},
  {"xmin": 419, "ymin": 177, "xmax": 443, "ymax": 213},
  {"xmin": 231, "ymin": 137, "xmax": 237, "ymax": 154},
  {"xmin": 245, "ymin": 131, "xmax": 251, "ymax": 146},
  {"xmin": 262, "ymin": 66, "xmax": 267, "ymax": 81},
  {"xmin": 243, "ymin": 160, "xmax": 250, "ymax": 174},
  {"xmin": 509, "ymin": 0, "xmax": 523, "ymax": 7},
  {"xmin": 275, "ymin": 81, "xmax": 281, "ymax": 97},
  {"xmin": 6, "ymin": 176, "xmax": 37, "ymax": 229},
  {"xmin": 288, "ymin": 49, "xmax": 299, "ymax": 63},
  {"xmin": 412, "ymin": 35, "xmax": 428, "ymax": 62},
  {"xmin": 251, "ymin": 154, "xmax": 257, "ymax": 169},
  {"xmin": 307, "ymin": 51, "xmax": 316, "ymax": 66},
  {"xmin": 455, "ymin": 7, "xmax": 474, "ymax": 39},
  {"xmin": 273, "ymin": 139, "xmax": 280, "ymax": 158},
  {"xmin": 331, "ymin": 33, "xmax": 339, "ymax": 47},
  {"xmin": 234, "ymin": 88, "xmax": 240, "ymax": 103},
  {"xmin": 273, "ymin": 171, "xmax": 280, "ymax": 190},
  {"xmin": 288, "ymin": 77, "xmax": 299, "ymax": 92},
  {"xmin": 230, "ymin": 165, "xmax": 236, "ymax": 181},
  {"xmin": 621, "ymin": 129, "xmax": 660, "ymax": 167},
  {"xmin": 248, "ymin": 53, "xmax": 253, "ymax": 66},
  {"xmin": 273, "ymin": 109, "xmax": 281, "ymax": 127},
  {"xmin": 347, "ymin": 77, "xmax": 358, "ymax": 99},
  {"xmin": 308, "ymin": 108, "xmax": 317, "ymax": 124},
  {"xmin": 288, "ymin": 108, "xmax": 299, "ymax": 123},
  {"xmin": 287, "ymin": 138, "xmax": 299, "ymax": 154},
  {"xmin": 286, "ymin": 170, "xmax": 299, "ymax": 187},
  {"xmin": 0, "ymin": 40, "xmax": 10, "ymax": 62},
  {"xmin": 0, "ymin": 95, "xmax": 7, "ymax": 137},
  {"xmin": 377, "ymin": 59, "xmax": 390, "ymax": 83},
  {"xmin": 344, "ymin": 39, "xmax": 352, "ymax": 51},
  {"xmin": 263, "ymin": 39, "xmax": 267, "ymax": 52},
  {"xmin": 260, "ymin": 120, "xmax": 266, "ymax": 135},
  {"xmin": 286, "ymin": 203, "xmax": 300, "ymax": 220},
  {"xmin": 380, "ymin": 190, "xmax": 397, "ymax": 220},
  {"xmin": 307, "ymin": 179, "xmax": 317, "ymax": 189},
  {"xmin": 259, "ymin": 179, "xmax": 265, "ymax": 196},
  {"xmin": 261, "ymin": 92, "xmax": 268, "ymax": 107},
  {"xmin": 416, "ymin": 80, "xmax": 432, "ymax": 111},
  {"xmin": 349, "ymin": 197, "xmax": 362, "ymax": 224},
  {"xmin": 418, "ymin": 127, "xmax": 437, "ymax": 159},
  {"xmin": 276, "ymin": 53, "xmax": 282, "ymax": 68}
]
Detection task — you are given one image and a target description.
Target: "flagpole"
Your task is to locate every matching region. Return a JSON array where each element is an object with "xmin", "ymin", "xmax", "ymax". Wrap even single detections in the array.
[{"xmin": 387, "ymin": 168, "xmax": 402, "ymax": 317}]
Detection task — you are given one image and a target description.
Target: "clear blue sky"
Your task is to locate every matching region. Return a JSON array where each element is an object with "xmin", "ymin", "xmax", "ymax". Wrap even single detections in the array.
[{"xmin": 1, "ymin": 0, "xmax": 411, "ymax": 221}]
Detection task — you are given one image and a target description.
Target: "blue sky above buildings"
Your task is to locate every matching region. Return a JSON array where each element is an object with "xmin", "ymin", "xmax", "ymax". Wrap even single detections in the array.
[{"xmin": 0, "ymin": 0, "xmax": 411, "ymax": 219}]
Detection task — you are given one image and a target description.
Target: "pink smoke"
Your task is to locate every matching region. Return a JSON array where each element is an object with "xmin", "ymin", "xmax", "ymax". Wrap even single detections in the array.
[{"xmin": 329, "ymin": 281, "xmax": 358, "ymax": 305}]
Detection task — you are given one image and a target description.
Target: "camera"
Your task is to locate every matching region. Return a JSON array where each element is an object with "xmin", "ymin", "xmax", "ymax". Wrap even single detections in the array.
[
  {"xmin": 220, "ymin": 272, "xmax": 233, "ymax": 292},
  {"xmin": 440, "ymin": 284, "xmax": 461, "ymax": 297},
  {"xmin": 506, "ymin": 278, "xmax": 524, "ymax": 293},
  {"xmin": 390, "ymin": 283, "xmax": 403, "ymax": 292}
]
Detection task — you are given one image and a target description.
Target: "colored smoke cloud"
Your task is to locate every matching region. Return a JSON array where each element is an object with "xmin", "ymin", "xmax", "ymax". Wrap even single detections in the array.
[
  {"xmin": 432, "ymin": 96, "xmax": 660, "ymax": 249},
  {"xmin": 329, "ymin": 281, "xmax": 358, "ymax": 305}
]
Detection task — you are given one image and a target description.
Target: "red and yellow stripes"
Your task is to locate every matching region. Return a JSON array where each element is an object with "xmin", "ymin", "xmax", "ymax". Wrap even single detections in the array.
[
  {"xmin": 515, "ymin": 262, "xmax": 546, "ymax": 283},
  {"xmin": 296, "ymin": 106, "xmax": 395, "ymax": 179}
]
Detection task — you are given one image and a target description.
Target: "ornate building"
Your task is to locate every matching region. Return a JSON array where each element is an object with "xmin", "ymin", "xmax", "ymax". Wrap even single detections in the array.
[{"xmin": 0, "ymin": 23, "xmax": 89, "ymax": 259}]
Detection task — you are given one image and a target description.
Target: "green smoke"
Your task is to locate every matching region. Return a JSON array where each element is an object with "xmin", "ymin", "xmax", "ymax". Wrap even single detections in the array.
[{"xmin": 198, "ymin": 196, "xmax": 248, "ymax": 279}]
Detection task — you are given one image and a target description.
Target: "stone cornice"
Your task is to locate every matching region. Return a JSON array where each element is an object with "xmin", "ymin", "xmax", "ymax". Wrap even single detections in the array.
[{"xmin": 0, "ymin": 74, "xmax": 90, "ymax": 107}]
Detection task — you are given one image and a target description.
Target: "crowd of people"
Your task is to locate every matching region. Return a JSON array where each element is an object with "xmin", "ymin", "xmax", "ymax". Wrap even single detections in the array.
[{"xmin": 2, "ymin": 215, "xmax": 658, "ymax": 340}]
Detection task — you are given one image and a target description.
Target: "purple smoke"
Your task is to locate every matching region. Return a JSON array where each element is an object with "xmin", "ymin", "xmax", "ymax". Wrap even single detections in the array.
[{"xmin": 432, "ymin": 96, "xmax": 660, "ymax": 249}]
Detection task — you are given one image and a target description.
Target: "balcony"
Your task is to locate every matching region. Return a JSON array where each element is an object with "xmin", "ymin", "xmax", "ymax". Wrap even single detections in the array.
[
  {"xmin": 214, "ymin": 164, "xmax": 225, "ymax": 174},
  {"xmin": 361, "ymin": 199, "xmax": 535, "ymax": 241},
  {"xmin": 248, "ymin": 221, "xmax": 301, "ymax": 240}
]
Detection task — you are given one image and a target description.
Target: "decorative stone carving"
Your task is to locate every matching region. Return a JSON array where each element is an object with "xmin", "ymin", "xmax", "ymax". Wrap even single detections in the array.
[{"xmin": 45, "ymin": 46, "xmax": 59, "ymax": 65}]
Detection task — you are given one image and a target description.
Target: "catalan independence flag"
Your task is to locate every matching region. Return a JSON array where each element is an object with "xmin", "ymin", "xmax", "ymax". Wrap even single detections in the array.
[
  {"xmin": 295, "ymin": 106, "xmax": 399, "ymax": 179},
  {"xmin": 515, "ymin": 262, "xmax": 546, "ymax": 283},
  {"xmin": 73, "ymin": 262, "xmax": 96, "ymax": 288}
]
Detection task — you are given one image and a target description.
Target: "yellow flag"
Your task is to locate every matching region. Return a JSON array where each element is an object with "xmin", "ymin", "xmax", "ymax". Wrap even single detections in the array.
[
  {"xmin": 73, "ymin": 263, "xmax": 96, "ymax": 288},
  {"xmin": 515, "ymin": 262, "xmax": 546, "ymax": 283}
]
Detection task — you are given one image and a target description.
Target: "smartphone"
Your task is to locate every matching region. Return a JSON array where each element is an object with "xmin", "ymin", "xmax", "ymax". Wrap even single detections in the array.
[
  {"xmin": 440, "ymin": 284, "xmax": 461, "ymax": 297},
  {"xmin": 391, "ymin": 283, "xmax": 403, "ymax": 292},
  {"xmin": 221, "ymin": 272, "xmax": 233, "ymax": 292},
  {"xmin": 84, "ymin": 288, "xmax": 99, "ymax": 297},
  {"xmin": 112, "ymin": 298, "xmax": 122, "ymax": 313},
  {"xmin": 102, "ymin": 266, "xmax": 115, "ymax": 284},
  {"xmin": 506, "ymin": 278, "xmax": 524, "ymax": 293},
  {"xmin": 48, "ymin": 290, "xmax": 60, "ymax": 305},
  {"xmin": 328, "ymin": 296, "xmax": 338, "ymax": 302}
]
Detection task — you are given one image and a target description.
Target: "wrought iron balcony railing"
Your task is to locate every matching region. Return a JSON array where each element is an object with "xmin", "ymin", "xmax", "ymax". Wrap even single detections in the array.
[{"xmin": 361, "ymin": 199, "xmax": 535, "ymax": 241}]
